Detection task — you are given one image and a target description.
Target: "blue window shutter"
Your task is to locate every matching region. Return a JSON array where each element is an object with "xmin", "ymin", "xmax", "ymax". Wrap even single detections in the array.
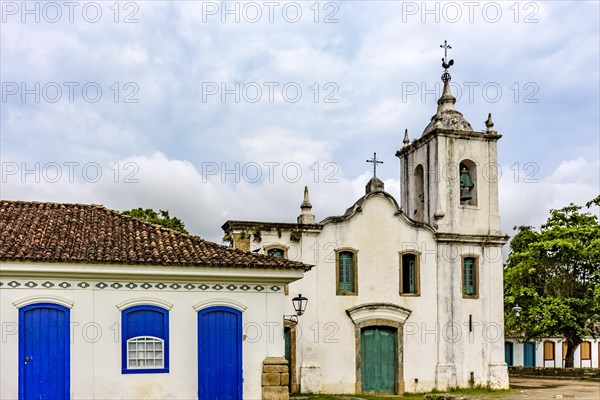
[{"xmin": 122, "ymin": 305, "xmax": 169, "ymax": 374}]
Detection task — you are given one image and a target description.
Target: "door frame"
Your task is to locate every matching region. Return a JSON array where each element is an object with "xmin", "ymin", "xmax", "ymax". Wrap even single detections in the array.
[
  {"xmin": 353, "ymin": 319, "xmax": 404, "ymax": 394},
  {"xmin": 18, "ymin": 302, "xmax": 71, "ymax": 400},
  {"xmin": 284, "ymin": 320, "xmax": 298, "ymax": 393},
  {"xmin": 346, "ymin": 303, "xmax": 411, "ymax": 395},
  {"xmin": 197, "ymin": 305, "xmax": 243, "ymax": 400}
]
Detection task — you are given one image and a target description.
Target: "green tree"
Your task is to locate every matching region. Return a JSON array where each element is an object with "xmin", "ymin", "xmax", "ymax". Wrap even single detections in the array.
[
  {"xmin": 121, "ymin": 208, "xmax": 189, "ymax": 234},
  {"xmin": 504, "ymin": 196, "xmax": 600, "ymax": 367}
]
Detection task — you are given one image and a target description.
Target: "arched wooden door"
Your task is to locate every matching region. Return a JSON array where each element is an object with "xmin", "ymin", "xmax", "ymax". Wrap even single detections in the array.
[
  {"xmin": 361, "ymin": 326, "xmax": 396, "ymax": 393},
  {"xmin": 19, "ymin": 303, "xmax": 70, "ymax": 400},
  {"xmin": 198, "ymin": 306, "xmax": 242, "ymax": 400}
]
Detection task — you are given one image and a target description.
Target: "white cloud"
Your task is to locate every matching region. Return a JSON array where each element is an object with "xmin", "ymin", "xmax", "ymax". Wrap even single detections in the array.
[
  {"xmin": 1, "ymin": 1, "xmax": 598, "ymax": 246},
  {"xmin": 499, "ymin": 158, "xmax": 600, "ymax": 234}
]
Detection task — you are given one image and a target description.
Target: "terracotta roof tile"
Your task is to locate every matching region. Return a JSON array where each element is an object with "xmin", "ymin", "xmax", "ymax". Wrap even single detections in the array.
[{"xmin": 0, "ymin": 200, "xmax": 310, "ymax": 270}]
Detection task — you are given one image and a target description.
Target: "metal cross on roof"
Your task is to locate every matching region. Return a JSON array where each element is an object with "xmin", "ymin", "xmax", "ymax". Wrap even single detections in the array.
[
  {"xmin": 366, "ymin": 152, "xmax": 383, "ymax": 178},
  {"xmin": 441, "ymin": 40, "xmax": 452, "ymax": 63},
  {"xmin": 440, "ymin": 40, "xmax": 454, "ymax": 82}
]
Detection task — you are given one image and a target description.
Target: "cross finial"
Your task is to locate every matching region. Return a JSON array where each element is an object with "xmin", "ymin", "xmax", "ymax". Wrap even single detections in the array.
[
  {"xmin": 441, "ymin": 40, "xmax": 452, "ymax": 62},
  {"xmin": 366, "ymin": 152, "xmax": 383, "ymax": 178},
  {"xmin": 440, "ymin": 40, "xmax": 454, "ymax": 82}
]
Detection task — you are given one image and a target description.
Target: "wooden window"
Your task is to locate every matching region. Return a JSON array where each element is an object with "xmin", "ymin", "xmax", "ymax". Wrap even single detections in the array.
[
  {"xmin": 400, "ymin": 253, "xmax": 420, "ymax": 295},
  {"xmin": 266, "ymin": 247, "xmax": 288, "ymax": 294},
  {"xmin": 127, "ymin": 337, "xmax": 164, "ymax": 369},
  {"xmin": 462, "ymin": 256, "xmax": 479, "ymax": 298},
  {"xmin": 562, "ymin": 342, "xmax": 567, "ymax": 361},
  {"xmin": 336, "ymin": 250, "xmax": 357, "ymax": 295},
  {"xmin": 543, "ymin": 341, "xmax": 555, "ymax": 361},
  {"xmin": 580, "ymin": 341, "xmax": 591, "ymax": 360},
  {"xmin": 122, "ymin": 305, "xmax": 169, "ymax": 374},
  {"xmin": 267, "ymin": 248, "xmax": 285, "ymax": 258}
]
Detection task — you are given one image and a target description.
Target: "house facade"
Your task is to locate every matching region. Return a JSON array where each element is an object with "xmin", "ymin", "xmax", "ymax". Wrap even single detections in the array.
[
  {"xmin": 504, "ymin": 338, "xmax": 600, "ymax": 368},
  {"xmin": 0, "ymin": 200, "xmax": 310, "ymax": 400},
  {"xmin": 223, "ymin": 70, "xmax": 510, "ymax": 394}
]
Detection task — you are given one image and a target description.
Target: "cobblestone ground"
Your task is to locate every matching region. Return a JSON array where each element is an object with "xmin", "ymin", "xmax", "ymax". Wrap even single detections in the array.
[{"xmin": 504, "ymin": 377, "xmax": 599, "ymax": 400}]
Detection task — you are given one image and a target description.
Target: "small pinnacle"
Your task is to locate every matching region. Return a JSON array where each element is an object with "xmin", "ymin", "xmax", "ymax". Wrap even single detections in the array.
[
  {"xmin": 403, "ymin": 129, "xmax": 410, "ymax": 146},
  {"xmin": 298, "ymin": 185, "xmax": 316, "ymax": 224},
  {"xmin": 301, "ymin": 186, "xmax": 312, "ymax": 209},
  {"xmin": 485, "ymin": 113, "xmax": 494, "ymax": 133}
]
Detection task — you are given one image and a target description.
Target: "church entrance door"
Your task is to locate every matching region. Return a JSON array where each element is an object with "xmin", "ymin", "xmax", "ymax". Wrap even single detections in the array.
[{"xmin": 360, "ymin": 326, "xmax": 396, "ymax": 393}]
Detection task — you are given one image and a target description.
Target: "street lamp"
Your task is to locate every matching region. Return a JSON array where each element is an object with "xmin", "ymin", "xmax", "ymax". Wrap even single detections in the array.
[
  {"xmin": 292, "ymin": 294, "xmax": 308, "ymax": 316},
  {"xmin": 512, "ymin": 304, "xmax": 522, "ymax": 317},
  {"xmin": 284, "ymin": 294, "xmax": 308, "ymax": 324}
]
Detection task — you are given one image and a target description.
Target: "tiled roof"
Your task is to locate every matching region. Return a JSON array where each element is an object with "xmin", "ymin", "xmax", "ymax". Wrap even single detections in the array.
[{"xmin": 0, "ymin": 200, "xmax": 310, "ymax": 270}]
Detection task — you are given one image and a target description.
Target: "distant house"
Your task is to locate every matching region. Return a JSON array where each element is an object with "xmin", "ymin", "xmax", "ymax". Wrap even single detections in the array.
[
  {"xmin": 0, "ymin": 200, "xmax": 310, "ymax": 400},
  {"xmin": 504, "ymin": 338, "xmax": 600, "ymax": 368}
]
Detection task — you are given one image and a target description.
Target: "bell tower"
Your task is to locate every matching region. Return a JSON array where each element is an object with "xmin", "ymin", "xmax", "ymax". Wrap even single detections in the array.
[{"xmin": 395, "ymin": 42, "xmax": 503, "ymax": 236}]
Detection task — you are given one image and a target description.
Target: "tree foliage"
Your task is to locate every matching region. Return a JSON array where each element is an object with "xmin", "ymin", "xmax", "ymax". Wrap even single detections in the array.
[
  {"xmin": 504, "ymin": 196, "xmax": 600, "ymax": 367},
  {"xmin": 121, "ymin": 208, "xmax": 189, "ymax": 234}
]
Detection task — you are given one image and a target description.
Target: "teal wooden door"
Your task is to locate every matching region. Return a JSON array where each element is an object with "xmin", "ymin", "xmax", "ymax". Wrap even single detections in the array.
[
  {"xmin": 284, "ymin": 328, "xmax": 291, "ymax": 392},
  {"xmin": 361, "ymin": 327, "xmax": 396, "ymax": 393},
  {"xmin": 504, "ymin": 342, "xmax": 514, "ymax": 366},
  {"xmin": 523, "ymin": 341, "xmax": 536, "ymax": 367}
]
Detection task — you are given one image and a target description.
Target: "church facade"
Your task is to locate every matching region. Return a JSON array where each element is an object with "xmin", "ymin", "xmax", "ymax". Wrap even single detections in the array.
[{"xmin": 223, "ymin": 62, "xmax": 510, "ymax": 394}]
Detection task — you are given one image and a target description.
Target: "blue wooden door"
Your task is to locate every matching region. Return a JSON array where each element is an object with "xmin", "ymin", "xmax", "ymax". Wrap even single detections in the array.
[
  {"xmin": 523, "ymin": 341, "xmax": 536, "ymax": 367},
  {"xmin": 361, "ymin": 326, "xmax": 396, "ymax": 393},
  {"xmin": 504, "ymin": 342, "xmax": 514, "ymax": 366},
  {"xmin": 198, "ymin": 306, "xmax": 242, "ymax": 400},
  {"xmin": 19, "ymin": 303, "xmax": 70, "ymax": 400}
]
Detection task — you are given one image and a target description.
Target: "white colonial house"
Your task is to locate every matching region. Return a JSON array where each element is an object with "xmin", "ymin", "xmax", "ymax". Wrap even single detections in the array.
[
  {"xmin": 0, "ymin": 200, "xmax": 310, "ymax": 400},
  {"xmin": 223, "ymin": 68, "xmax": 510, "ymax": 394},
  {"xmin": 504, "ymin": 337, "xmax": 600, "ymax": 368}
]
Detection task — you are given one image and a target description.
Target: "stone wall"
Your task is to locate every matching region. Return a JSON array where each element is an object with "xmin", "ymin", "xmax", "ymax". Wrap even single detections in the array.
[{"xmin": 262, "ymin": 357, "xmax": 289, "ymax": 400}]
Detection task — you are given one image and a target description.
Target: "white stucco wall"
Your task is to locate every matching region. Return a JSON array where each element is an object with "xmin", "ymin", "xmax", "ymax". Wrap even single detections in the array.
[{"xmin": 0, "ymin": 263, "xmax": 304, "ymax": 400}]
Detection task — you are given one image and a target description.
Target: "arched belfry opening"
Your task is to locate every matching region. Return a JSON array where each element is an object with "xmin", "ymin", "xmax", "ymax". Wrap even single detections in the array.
[
  {"xmin": 459, "ymin": 160, "xmax": 477, "ymax": 206},
  {"xmin": 413, "ymin": 164, "xmax": 425, "ymax": 221}
]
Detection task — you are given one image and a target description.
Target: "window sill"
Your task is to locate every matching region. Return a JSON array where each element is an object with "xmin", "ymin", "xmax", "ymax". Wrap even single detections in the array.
[
  {"xmin": 336, "ymin": 292, "xmax": 358, "ymax": 296},
  {"xmin": 462, "ymin": 294, "xmax": 479, "ymax": 299},
  {"xmin": 122, "ymin": 368, "xmax": 169, "ymax": 374},
  {"xmin": 399, "ymin": 293, "xmax": 420, "ymax": 297}
]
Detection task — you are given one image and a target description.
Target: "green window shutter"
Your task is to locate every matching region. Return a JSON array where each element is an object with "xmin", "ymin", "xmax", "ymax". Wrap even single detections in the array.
[
  {"xmin": 339, "ymin": 252, "xmax": 354, "ymax": 293},
  {"xmin": 408, "ymin": 258, "xmax": 416, "ymax": 293},
  {"xmin": 401, "ymin": 254, "xmax": 417, "ymax": 294},
  {"xmin": 463, "ymin": 258, "xmax": 475, "ymax": 295}
]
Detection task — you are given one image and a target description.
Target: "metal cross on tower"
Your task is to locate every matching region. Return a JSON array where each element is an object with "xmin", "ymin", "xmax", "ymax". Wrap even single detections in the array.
[
  {"xmin": 440, "ymin": 40, "xmax": 454, "ymax": 82},
  {"xmin": 366, "ymin": 152, "xmax": 383, "ymax": 178}
]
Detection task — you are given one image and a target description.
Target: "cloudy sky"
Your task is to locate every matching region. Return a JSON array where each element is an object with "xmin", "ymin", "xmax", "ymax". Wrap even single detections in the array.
[{"xmin": 1, "ymin": 0, "xmax": 599, "ymax": 244}]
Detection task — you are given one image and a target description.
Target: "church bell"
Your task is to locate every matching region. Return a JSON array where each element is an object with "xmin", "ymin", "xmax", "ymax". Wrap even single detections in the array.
[
  {"xmin": 460, "ymin": 186, "xmax": 472, "ymax": 201},
  {"xmin": 460, "ymin": 168, "xmax": 474, "ymax": 202}
]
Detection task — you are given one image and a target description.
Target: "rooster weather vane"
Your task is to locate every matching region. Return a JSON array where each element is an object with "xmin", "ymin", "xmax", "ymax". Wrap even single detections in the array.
[{"xmin": 440, "ymin": 40, "xmax": 454, "ymax": 82}]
